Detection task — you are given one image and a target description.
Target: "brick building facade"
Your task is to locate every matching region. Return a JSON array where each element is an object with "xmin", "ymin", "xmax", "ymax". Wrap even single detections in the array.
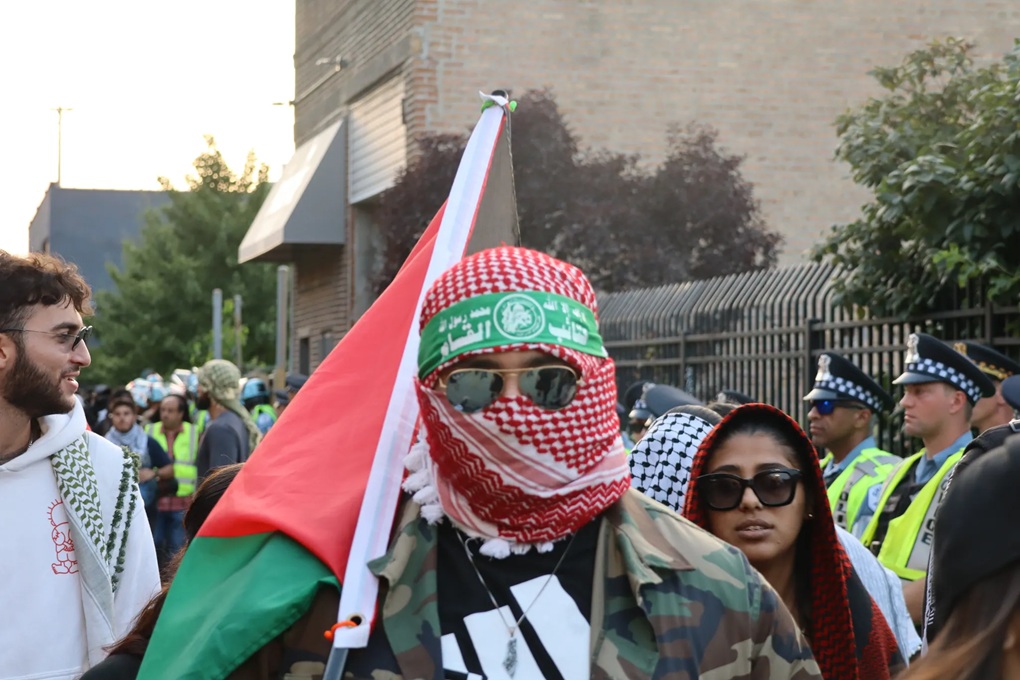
[{"xmin": 242, "ymin": 0, "xmax": 1020, "ymax": 373}]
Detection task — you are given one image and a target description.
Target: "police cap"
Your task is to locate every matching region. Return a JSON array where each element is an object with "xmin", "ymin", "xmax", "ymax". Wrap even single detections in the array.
[
  {"xmin": 953, "ymin": 341, "xmax": 1020, "ymax": 382},
  {"xmin": 803, "ymin": 352, "xmax": 894, "ymax": 412},
  {"xmin": 892, "ymin": 333, "xmax": 995, "ymax": 405}
]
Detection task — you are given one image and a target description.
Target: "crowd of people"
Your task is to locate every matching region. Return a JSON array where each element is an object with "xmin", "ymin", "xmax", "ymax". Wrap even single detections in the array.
[{"xmin": 3, "ymin": 246, "xmax": 1020, "ymax": 679}]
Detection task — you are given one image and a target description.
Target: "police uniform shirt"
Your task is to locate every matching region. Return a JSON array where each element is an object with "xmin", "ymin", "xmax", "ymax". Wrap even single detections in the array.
[
  {"xmin": 914, "ymin": 432, "xmax": 972, "ymax": 487},
  {"xmin": 822, "ymin": 436, "xmax": 878, "ymax": 487}
]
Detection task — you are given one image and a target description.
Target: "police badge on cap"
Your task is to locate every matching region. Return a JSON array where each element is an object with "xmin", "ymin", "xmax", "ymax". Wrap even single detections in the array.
[
  {"xmin": 803, "ymin": 352, "xmax": 894, "ymax": 412},
  {"xmin": 953, "ymin": 341, "xmax": 1020, "ymax": 382},
  {"xmin": 893, "ymin": 333, "xmax": 996, "ymax": 405}
]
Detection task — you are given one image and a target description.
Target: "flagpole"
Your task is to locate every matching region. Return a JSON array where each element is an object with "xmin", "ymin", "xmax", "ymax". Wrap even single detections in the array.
[{"xmin": 322, "ymin": 92, "xmax": 514, "ymax": 679}]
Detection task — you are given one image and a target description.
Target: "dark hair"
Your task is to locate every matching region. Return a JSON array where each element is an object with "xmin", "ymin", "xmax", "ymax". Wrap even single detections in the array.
[
  {"xmin": 161, "ymin": 394, "xmax": 192, "ymax": 423},
  {"xmin": 0, "ymin": 252, "xmax": 93, "ymax": 332},
  {"xmin": 665, "ymin": 403, "xmax": 723, "ymax": 426},
  {"xmin": 705, "ymin": 401, "xmax": 738, "ymax": 417},
  {"xmin": 899, "ymin": 565, "xmax": 1020, "ymax": 680},
  {"xmin": 184, "ymin": 463, "xmax": 243, "ymax": 541},
  {"xmin": 104, "ymin": 462, "xmax": 244, "ymax": 658},
  {"xmin": 108, "ymin": 396, "xmax": 137, "ymax": 415}
]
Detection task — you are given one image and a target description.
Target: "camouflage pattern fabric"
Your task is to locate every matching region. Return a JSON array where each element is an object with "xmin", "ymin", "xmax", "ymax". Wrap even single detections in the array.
[{"xmin": 360, "ymin": 489, "xmax": 821, "ymax": 679}]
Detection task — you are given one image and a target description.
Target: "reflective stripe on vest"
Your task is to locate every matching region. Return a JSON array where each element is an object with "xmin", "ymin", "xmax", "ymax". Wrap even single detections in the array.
[
  {"xmin": 146, "ymin": 422, "xmax": 199, "ymax": 497},
  {"xmin": 826, "ymin": 448, "xmax": 898, "ymax": 532},
  {"xmin": 875, "ymin": 450, "xmax": 963, "ymax": 581}
]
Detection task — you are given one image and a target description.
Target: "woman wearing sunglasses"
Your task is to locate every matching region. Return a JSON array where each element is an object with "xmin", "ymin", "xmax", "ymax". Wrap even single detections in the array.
[{"xmin": 683, "ymin": 403, "xmax": 903, "ymax": 679}]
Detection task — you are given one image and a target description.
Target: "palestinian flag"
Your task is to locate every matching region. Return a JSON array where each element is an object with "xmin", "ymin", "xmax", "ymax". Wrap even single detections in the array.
[{"xmin": 138, "ymin": 92, "xmax": 520, "ymax": 679}]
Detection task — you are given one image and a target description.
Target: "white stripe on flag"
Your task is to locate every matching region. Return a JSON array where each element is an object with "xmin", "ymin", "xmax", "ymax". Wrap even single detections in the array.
[{"xmin": 330, "ymin": 94, "xmax": 511, "ymax": 650}]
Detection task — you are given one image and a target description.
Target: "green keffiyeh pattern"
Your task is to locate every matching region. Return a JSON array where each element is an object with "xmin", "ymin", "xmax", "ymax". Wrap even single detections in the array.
[{"xmin": 51, "ymin": 435, "xmax": 137, "ymax": 592}]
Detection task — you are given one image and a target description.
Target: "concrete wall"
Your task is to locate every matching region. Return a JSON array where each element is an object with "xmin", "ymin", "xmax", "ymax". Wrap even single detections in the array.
[{"xmin": 409, "ymin": 0, "xmax": 1020, "ymax": 263}]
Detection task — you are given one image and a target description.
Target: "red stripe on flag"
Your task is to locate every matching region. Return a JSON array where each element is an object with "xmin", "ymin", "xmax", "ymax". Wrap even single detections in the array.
[{"xmin": 198, "ymin": 204, "xmax": 446, "ymax": 579}]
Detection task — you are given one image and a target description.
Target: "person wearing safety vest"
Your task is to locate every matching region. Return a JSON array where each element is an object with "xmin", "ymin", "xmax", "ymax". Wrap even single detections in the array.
[
  {"xmin": 803, "ymin": 352, "xmax": 900, "ymax": 535},
  {"xmin": 954, "ymin": 341, "xmax": 1020, "ymax": 435},
  {"xmin": 241, "ymin": 377, "xmax": 277, "ymax": 435},
  {"xmin": 857, "ymin": 332, "xmax": 995, "ymax": 625},
  {"xmin": 147, "ymin": 394, "xmax": 199, "ymax": 566}
]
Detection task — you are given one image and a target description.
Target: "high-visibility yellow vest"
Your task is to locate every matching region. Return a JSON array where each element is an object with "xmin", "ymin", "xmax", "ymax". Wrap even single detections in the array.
[
  {"xmin": 251, "ymin": 403, "xmax": 277, "ymax": 424},
  {"xmin": 825, "ymin": 448, "xmax": 899, "ymax": 533},
  {"xmin": 193, "ymin": 409, "xmax": 210, "ymax": 436},
  {"xmin": 862, "ymin": 449, "xmax": 963, "ymax": 581},
  {"xmin": 146, "ymin": 422, "xmax": 199, "ymax": 497}
]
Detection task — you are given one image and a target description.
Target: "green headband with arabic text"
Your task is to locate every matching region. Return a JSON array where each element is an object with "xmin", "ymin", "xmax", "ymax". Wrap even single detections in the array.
[{"xmin": 418, "ymin": 290, "xmax": 607, "ymax": 378}]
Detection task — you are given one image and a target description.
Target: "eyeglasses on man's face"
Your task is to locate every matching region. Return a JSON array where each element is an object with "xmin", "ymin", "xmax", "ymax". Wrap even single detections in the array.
[{"xmin": 0, "ymin": 325, "xmax": 93, "ymax": 350}]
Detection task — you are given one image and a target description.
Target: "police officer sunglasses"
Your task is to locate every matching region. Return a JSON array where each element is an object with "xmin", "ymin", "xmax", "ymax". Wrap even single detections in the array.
[
  {"xmin": 810, "ymin": 399, "xmax": 866, "ymax": 416},
  {"xmin": 0, "ymin": 325, "xmax": 93, "ymax": 350},
  {"xmin": 695, "ymin": 467, "xmax": 803, "ymax": 511},
  {"xmin": 436, "ymin": 365, "xmax": 580, "ymax": 413}
]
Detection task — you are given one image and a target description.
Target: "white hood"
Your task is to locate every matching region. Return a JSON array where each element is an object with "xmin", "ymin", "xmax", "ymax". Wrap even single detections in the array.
[{"xmin": 1, "ymin": 400, "xmax": 88, "ymax": 472}]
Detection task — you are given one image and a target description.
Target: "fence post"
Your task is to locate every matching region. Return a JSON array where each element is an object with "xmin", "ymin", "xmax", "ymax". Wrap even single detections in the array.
[
  {"xmin": 985, "ymin": 298, "xmax": 995, "ymax": 346},
  {"xmin": 803, "ymin": 318, "xmax": 820, "ymax": 393}
]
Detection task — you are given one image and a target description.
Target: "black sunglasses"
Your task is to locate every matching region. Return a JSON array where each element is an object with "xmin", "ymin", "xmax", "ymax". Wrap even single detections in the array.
[
  {"xmin": 438, "ymin": 365, "xmax": 580, "ymax": 413},
  {"xmin": 696, "ymin": 467, "xmax": 803, "ymax": 511},
  {"xmin": 0, "ymin": 325, "xmax": 93, "ymax": 350},
  {"xmin": 810, "ymin": 399, "xmax": 866, "ymax": 416}
]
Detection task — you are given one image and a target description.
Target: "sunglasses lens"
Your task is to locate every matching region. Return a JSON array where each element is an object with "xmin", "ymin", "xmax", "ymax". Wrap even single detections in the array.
[
  {"xmin": 752, "ymin": 471, "xmax": 798, "ymax": 506},
  {"xmin": 813, "ymin": 399, "xmax": 836, "ymax": 415},
  {"xmin": 698, "ymin": 476, "xmax": 745, "ymax": 511},
  {"xmin": 518, "ymin": 366, "xmax": 579, "ymax": 410},
  {"xmin": 444, "ymin": 370, "xmax": 503, "ymax": 413}
]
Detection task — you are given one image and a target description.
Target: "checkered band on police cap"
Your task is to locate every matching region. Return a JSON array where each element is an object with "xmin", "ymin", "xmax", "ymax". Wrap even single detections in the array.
[
  {"xmin": 905, "ymin": 356, "xmax": 984, "ymax": 404},
  {"xmin": 900, "ymin": 333, "xmax": 991, "ymax": 404},
  {"xmin": 810, "ymin": 353, "xmax": 890, "ymax": 412}
]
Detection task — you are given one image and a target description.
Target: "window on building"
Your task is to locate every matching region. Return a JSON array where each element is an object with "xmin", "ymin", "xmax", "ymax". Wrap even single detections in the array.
[{"xmin": 299, "ymin": 337, "xmax": 310, "ymax": 376}]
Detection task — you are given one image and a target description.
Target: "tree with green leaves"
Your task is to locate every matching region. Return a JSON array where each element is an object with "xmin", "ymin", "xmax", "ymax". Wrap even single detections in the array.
[
  {"xmin": 815, "ymin": 38, "xmax": 1020, "ymax": 316},
  {"xmin": 374, "ymin": 89, "xmax": 780, "ymax": 293},
  {"xmin": 89, "ymin": 138, "xmax": 278, "ymax": 385}
]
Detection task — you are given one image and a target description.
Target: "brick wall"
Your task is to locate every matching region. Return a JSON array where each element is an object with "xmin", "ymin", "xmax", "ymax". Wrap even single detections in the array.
[
  {"xmin": 409, "ymin": 0, "xmax": 1020, "ymax": 264},
  {"xmin": 291, "ymin": 245, "xmax": 347, "ymax": 371}
]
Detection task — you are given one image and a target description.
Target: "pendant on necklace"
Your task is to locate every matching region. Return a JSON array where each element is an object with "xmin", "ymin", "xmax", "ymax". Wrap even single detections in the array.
[{"xmin": 503, "ymin": 634, "xmax": 518, "ymax": 677}]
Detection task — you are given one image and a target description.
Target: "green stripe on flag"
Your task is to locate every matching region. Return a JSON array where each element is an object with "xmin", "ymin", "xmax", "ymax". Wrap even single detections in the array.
[{"xmin": 139, "ymin": 532, "xmax": 336, "ymax": 680}]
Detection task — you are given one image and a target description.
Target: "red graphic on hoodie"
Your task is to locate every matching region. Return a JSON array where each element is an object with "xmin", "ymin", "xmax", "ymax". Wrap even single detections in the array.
[{"xmin": 48, "ymin": 499, "xmax": 78, "ymax": 575}]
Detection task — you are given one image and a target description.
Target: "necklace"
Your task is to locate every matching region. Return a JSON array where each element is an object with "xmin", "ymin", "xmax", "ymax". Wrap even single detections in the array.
[{"xmin": 456, "ymin": 531, "xmax": 578, "ymax": 678}]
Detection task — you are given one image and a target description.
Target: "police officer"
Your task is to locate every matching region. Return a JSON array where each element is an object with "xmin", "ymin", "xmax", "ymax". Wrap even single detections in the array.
[
  {"xmin": 858, "ymin": 333, "xmax": 994, "ymax": 623},
  {"xmin": 803, "ymin": 352, "xmax": 899, "ymax": 534},
  {"xmin": 953, "ymin": 341, "xmax": 1020, "ymax": 435}
]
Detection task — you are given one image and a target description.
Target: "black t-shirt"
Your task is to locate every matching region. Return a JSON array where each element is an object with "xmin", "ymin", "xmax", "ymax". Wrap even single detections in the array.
[
  {"xmin": 344, "ymin": 519, "xmax": 598, "ymax": 679},
  {"xmin": 434, "ymin": 520, "xmax": 597, "ymax": 680}
]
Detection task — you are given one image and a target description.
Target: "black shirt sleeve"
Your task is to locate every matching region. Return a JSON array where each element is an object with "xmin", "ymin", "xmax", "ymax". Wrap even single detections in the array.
[{"xmin": 146, "ymin": 437, "xmax": 172, "ymax": 468}]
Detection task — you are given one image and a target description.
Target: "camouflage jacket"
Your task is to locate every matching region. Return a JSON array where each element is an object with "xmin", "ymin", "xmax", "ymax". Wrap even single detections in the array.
[{"xmin": 363, "ymin": 489, "xmax": 821, "ymax": 679}]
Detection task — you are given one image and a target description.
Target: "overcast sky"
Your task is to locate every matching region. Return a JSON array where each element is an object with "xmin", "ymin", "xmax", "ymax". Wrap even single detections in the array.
[{"xmin": 0, "ymin": 0, "xmax": 296, "ymax": 254}]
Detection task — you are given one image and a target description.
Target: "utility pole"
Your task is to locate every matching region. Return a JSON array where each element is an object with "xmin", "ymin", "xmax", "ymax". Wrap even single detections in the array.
[{"xmin": 52, "ymin": 106, "xmax": 73, "ymax": 185}]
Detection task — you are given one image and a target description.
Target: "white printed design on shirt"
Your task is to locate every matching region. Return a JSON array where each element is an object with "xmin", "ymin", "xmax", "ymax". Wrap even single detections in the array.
[{"xmin": 441, "ymin": 575, "xmax": 590, "ymax": 680}]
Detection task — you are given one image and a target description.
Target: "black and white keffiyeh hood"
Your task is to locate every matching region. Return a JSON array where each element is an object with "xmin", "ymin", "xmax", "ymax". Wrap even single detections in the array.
[{"xmin": 629, "ymin": 411, "xmax": 715, "ymax": 512}]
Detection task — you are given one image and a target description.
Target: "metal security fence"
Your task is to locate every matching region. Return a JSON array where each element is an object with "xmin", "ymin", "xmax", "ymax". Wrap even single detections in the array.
[{"xmin": 598, "ymin": 263, "xmax": 1020, "ymax": 456}]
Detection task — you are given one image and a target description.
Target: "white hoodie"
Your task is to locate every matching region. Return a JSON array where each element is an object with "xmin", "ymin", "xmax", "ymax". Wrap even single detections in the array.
[{"xmin": 0, "ymin": 402, "xmax": 160, "ymax": 680}]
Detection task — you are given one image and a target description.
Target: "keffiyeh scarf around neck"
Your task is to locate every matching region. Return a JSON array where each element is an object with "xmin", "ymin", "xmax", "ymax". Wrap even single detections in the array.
[
  {"xmin": 105, "ymin": 423, "xmax": 149, "ymax": 465},
  {"xmin": 404, "ymin": 247, "xmax": 631, "ymax": 558},
  {"xmin": 629, "ymin": 411, "xmax": 715, "ymax": 512}
]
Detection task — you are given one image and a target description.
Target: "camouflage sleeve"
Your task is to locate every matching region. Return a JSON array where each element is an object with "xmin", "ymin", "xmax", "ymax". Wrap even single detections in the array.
[{"xmin": 742, "ymin": 555, "xmax": 822, "ymax": 679}]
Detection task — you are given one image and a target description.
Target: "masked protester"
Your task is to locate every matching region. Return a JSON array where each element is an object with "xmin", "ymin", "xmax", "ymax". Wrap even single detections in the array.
[
  {"xmin": 229, "ymin": 247, "xmax": 822, "ymax": 679},
  {"xmin": 683, "ymin": 403, "xmax": 904, "ymax": 679}
]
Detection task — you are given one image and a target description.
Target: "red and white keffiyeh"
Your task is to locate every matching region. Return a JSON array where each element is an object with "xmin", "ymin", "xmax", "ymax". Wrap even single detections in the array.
[{"xmin": 403, "ymin": 247, "xmax": 630, "ymax": 557}]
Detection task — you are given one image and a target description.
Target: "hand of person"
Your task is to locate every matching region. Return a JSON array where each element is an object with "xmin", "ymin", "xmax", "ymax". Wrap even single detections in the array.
[{"xmin": 139, "ymin": 467, "xmax": 156, "ymax": 483}]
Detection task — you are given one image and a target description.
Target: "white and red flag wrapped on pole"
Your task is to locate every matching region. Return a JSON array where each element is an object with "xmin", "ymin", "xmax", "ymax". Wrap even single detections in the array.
[{"xmin": 139, "ymin": 91, "xmax": 520, "ymax": 680}]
